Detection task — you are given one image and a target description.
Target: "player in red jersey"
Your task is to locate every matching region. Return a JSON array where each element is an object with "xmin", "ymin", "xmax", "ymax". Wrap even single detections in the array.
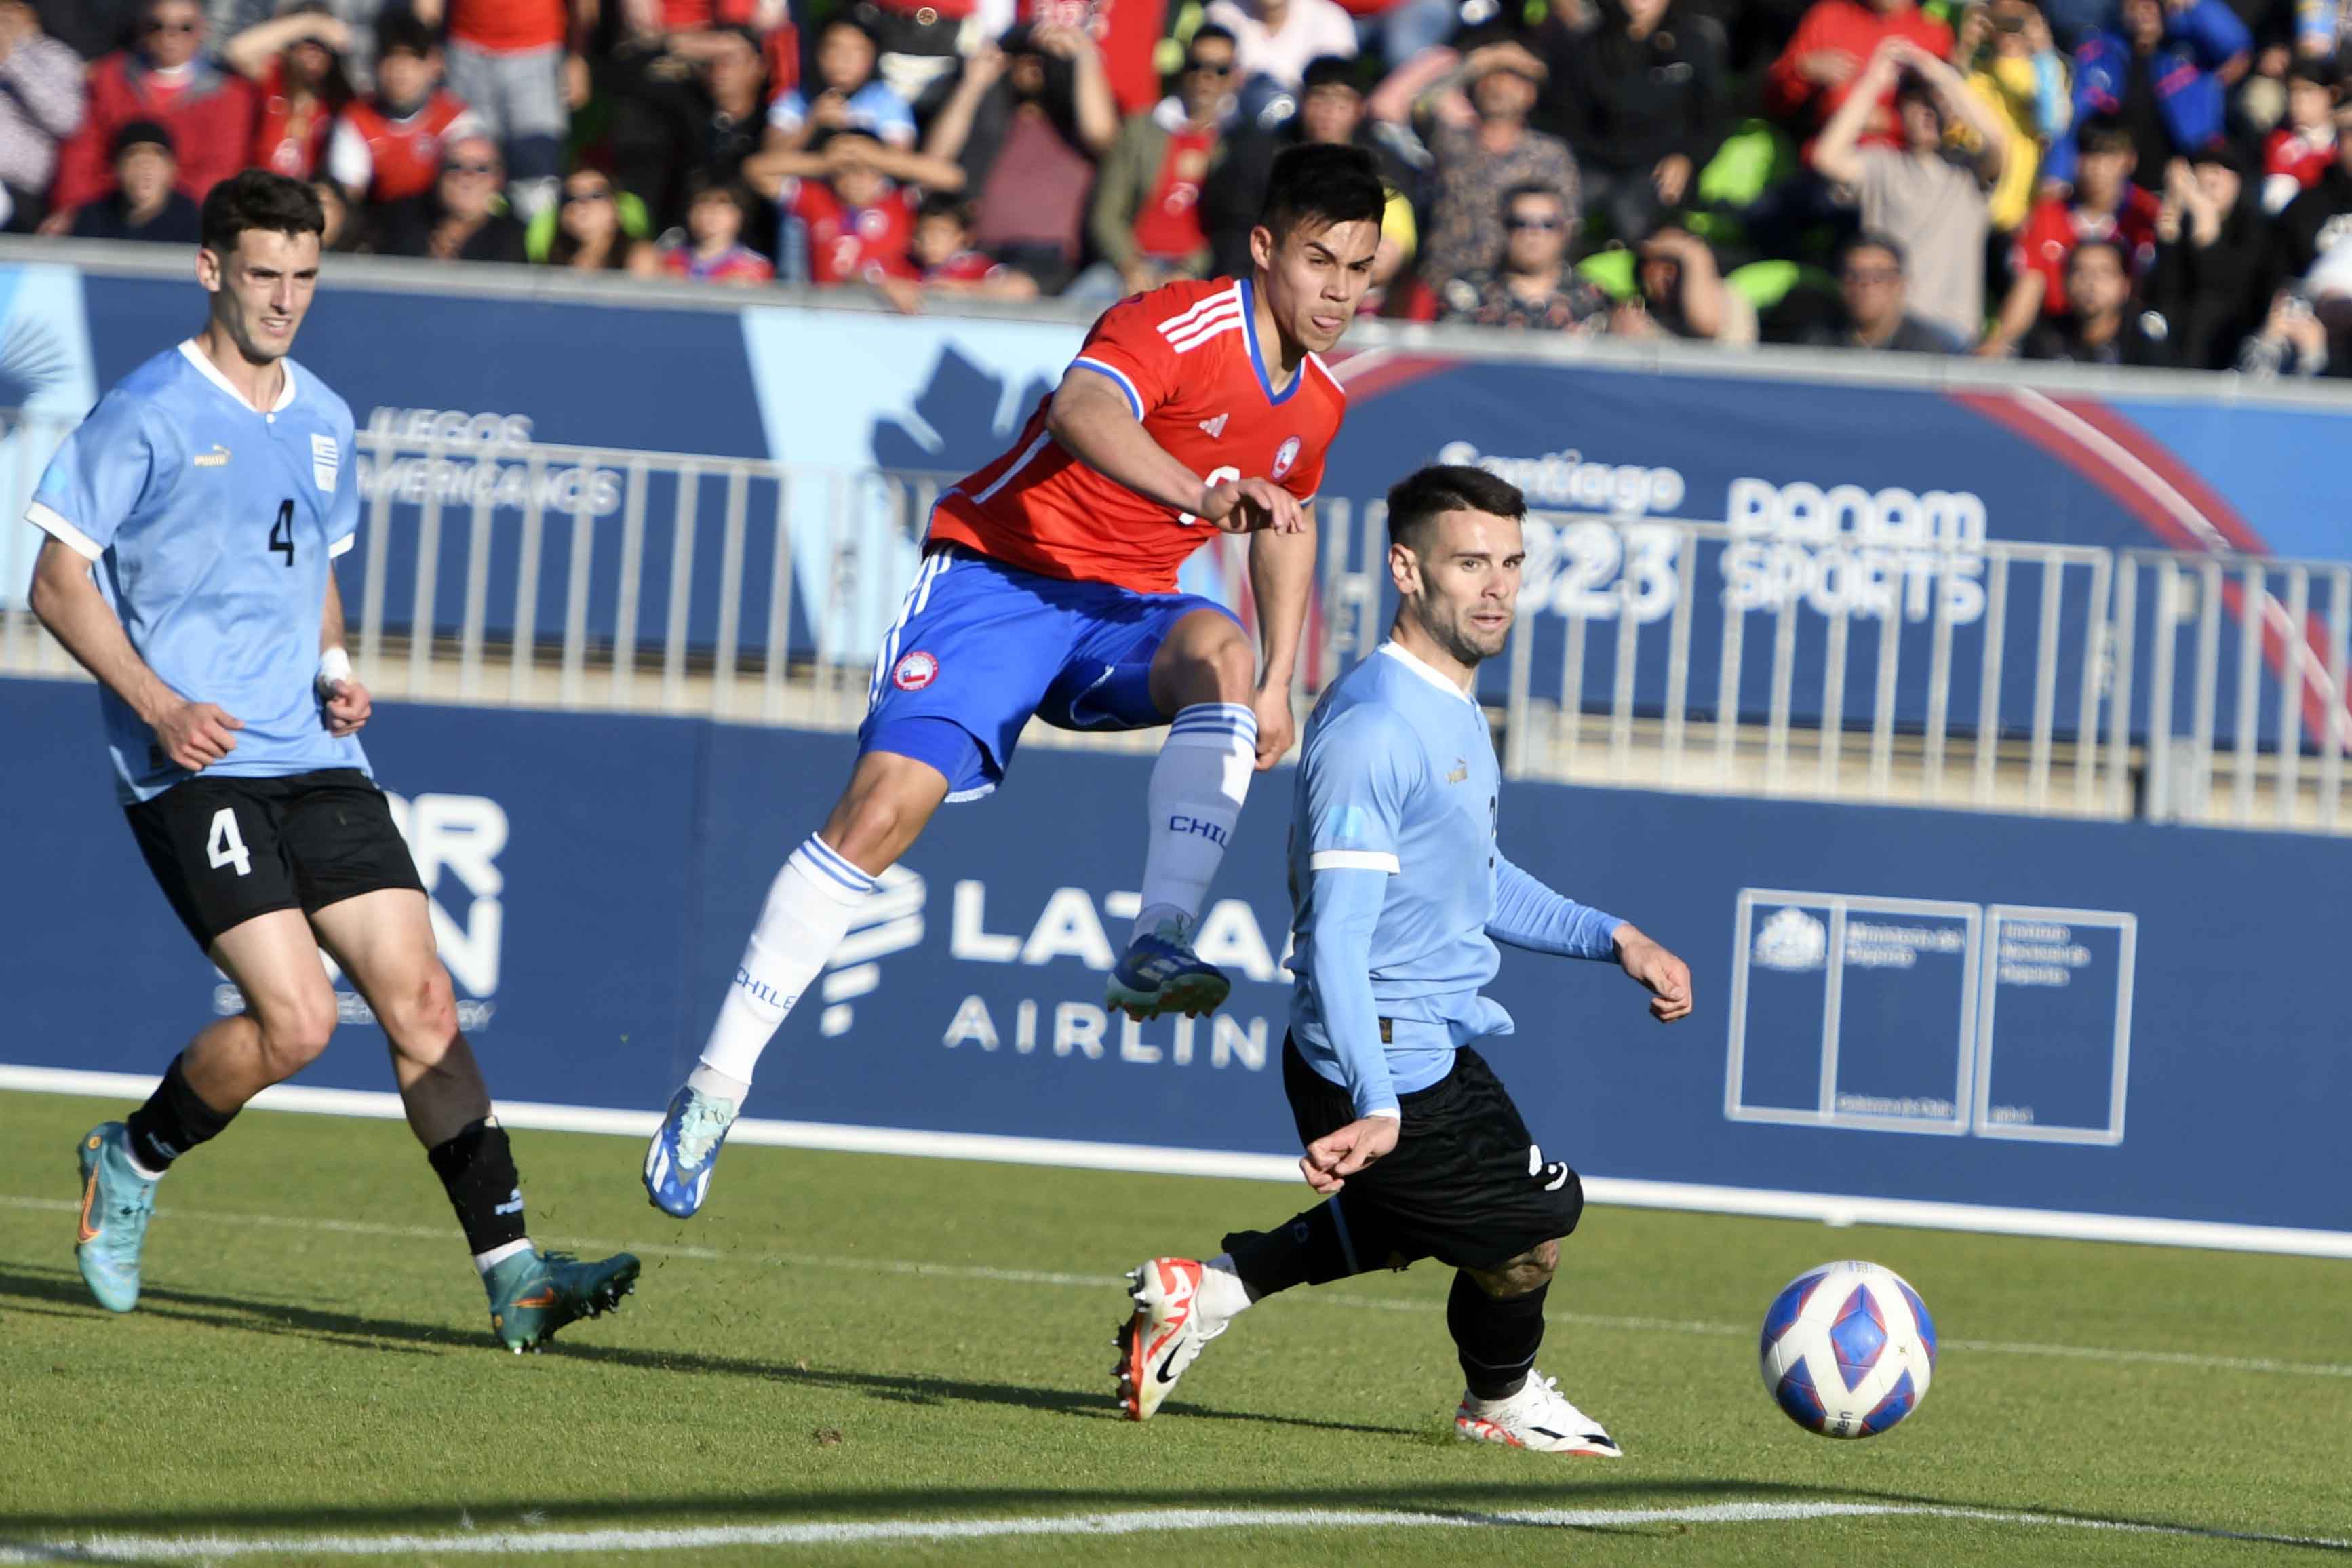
[{"xmin": 642, "ymin": 143, "xmax": 1388, "ymax": 1219}]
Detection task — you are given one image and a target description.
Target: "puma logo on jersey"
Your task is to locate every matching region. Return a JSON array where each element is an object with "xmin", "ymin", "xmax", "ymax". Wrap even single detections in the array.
[
  {"xmin": 1448, "ymin": 758, "xmax": 1469, "ymax": 783},
  {"xmin": 193, "ymin": 444, "xmax": 231, "ymax": 467},
  {"xmin": 1198, "ymin": 412, "xmax": 1229, "ymax": 439}
]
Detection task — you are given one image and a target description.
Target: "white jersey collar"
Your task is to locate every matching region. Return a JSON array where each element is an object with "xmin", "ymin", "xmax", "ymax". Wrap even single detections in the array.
[
  {"xmin": 1377, "ymin": 638, "xmax": 1478, "ymax": 703},
  {"xmin": 179, "ymin": 339, "xmax": 298, "ymax": 414}
]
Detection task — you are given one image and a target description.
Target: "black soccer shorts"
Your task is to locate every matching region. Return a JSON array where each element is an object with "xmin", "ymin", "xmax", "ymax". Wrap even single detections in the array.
[
  {"xmin": 1282, "ymin": 1034, "xmax": 1585, "ymax": 1275},
  {"xmin": 124, "ymin": 768, "xmax": 427, "ymax": 951}
]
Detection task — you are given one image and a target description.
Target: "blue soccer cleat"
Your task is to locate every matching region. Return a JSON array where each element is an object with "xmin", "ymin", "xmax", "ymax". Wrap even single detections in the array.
[
  {"xmin": 73, "ymin": 1122, "xmax": 157, "ymax": 1314},
  {"xmin": 1105, "ymin": 920, "xmax": 1231, "ymax": 1021},
  {"xmin": 642, "ymin": 1086, "xmax": 738, "ymax": 1218}
]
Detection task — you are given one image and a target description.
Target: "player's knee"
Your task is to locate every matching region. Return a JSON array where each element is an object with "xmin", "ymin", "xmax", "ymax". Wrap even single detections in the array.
[
  {"xmin": 1190, "ymin": 625, "xmax": 1257, "ymax": 701},
  {"xmin": 255, "ymin": 990, "xmax": 339, "ymax": 1078},
  {"xmin": 1474, "ymin": 1240, "xmax": 1559, "ymax": 1299},
  {"xmin": 380, "ymin": 966, "xmax": 461, "ymax": 1055}
]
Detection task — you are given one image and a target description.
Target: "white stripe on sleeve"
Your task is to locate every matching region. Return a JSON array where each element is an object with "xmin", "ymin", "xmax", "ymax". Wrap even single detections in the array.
[
  {"xmin": 1310, "ymin": 850, "xmax": 1401, "ymax": 874},
  {"xmin": 26, "ymin": 501, "xmax": 101, "ymax": 561}
]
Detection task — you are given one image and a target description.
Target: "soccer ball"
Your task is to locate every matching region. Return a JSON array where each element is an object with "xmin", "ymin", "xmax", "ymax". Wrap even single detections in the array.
[{"xmin": 1758, "ymin": 1260, "xmax": 1937, "ymax": 1438}]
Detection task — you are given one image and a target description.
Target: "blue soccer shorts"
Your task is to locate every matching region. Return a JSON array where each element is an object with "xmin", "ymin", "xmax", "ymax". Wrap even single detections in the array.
[{"xmin": 857, "ymin": 545, "xmax": 1240, "ymax": 800}]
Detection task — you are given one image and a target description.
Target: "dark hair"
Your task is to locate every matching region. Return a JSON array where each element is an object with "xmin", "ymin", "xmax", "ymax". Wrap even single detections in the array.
[
  {"xmin": 201, "ymin": 168, "xmax": 325, "ymax": 254},
  {"xmin": 1501, "ymin": 180, "xmax": 1565, "ymax": 216},
  {"xmin": 916, "ymin": 191, "xmax": 973, "ymax": 224},
  {"xmin": 2078, "ymin": 114, "xmax": 2134, "ymax": 158},
  {"xmin": 1839, "ymin": 229, "xmax": 1906, "ymax": 275},
  {"xmin": 1386, "ymin": 463, "xmax": 1526, "ymax": 552},
  {"xmin": 111, "ymin": 118, "xmax": 174, "ymax": 161},
  {"xmin": 1188, "ymin": 21, "xmax": 1237, "ymax": 55},
  {"xmin": 1259, "ymin": 142, "xmax": 1387, "ymax": 239},
  {"xmin": 1299, "ymin": 54, "xmax": 1358, "ymax": 94},
  {"xmin": 376, "ymin": 9, "xmax": 435, "ymax": 61},
  {"xmin": 685, "ymin": 168, "xmax": 750, "ymax": 215},
  {"xmin": 819, "ymin": 13, "xmax": 875, "ymax": 45},
  {"xmin": 2066, "ymin": 236, "xmax": 2128, "ymax": 272}
]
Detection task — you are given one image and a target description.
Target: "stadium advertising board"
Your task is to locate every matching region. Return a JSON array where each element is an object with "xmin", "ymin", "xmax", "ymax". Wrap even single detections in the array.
[
  {"xmin": 9, "ymin": 260, "xmax": 2345, "ymax": 753},
  {"xmin": 5, "ymin": 675, "xmax": 2345, "ymax": 1251}
]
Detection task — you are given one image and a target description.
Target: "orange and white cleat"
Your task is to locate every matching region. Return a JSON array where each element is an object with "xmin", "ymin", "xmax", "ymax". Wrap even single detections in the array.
[
  {"xmin": 1455, "ymin": 1372, "xmax": 1623, "ymax": 1457},
  {"xmin": 1113, "ymin": 1257, "xmax": 1228, "ymax": 1420}
]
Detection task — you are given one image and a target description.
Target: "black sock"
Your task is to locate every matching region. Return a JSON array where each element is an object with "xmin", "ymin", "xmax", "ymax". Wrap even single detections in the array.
[
  {"xmin": 1449, "ymin": 1271, "xmax": 1548, "ymax": 1400},
  {"xmin": 1220, "ymin": 1195, "xmax": 1394, "ymax": 1299},
  {"xmin": 123, "ymin": 1054, "xmax": 238, "ymax": 1173},
  {"xmin": 425, "ymin": 1117, "xmax": 528, "ymax": 1258}
]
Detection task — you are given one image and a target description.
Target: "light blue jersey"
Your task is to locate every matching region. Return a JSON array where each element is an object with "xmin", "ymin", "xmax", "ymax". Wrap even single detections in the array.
[
  {"xmin": 1288, "ymin": 640, "xmax": 1624, "ymax": 1117},
  {"xmin": 28, "ymin": 341, "xmax": 368, "ymax": 804}
]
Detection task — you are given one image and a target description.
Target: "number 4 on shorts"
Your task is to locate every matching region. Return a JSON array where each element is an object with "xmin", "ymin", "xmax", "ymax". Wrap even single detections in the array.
[{"xmin": 207, "ymin": 806, "xmax": 252, "ymax": 877}]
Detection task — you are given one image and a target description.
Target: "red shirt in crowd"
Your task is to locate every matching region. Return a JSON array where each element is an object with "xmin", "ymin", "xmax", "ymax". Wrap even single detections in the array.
[
  {"xmin": 447, "ymin": 0, "xmax": 567, "ymax": 54},
  {"xmin": 926, "ymin": 248, "xmax": 1011, "ymax": 283},
  {"xmin": 51, "ymin": 54, "xmax": 257, "ymax": 213},
  {"xmin": 2010, "ymin": 189, "xmax": 2162, "ymax": 315},
  {"xmin": 330, "ymin": 90, "xmax": 477, "ymax": 204},
  {"xmin": 785, "ymin": 179, "xmax": 920, "ymax": 284},
  {"xmin": 1021, "ymin": 0, "xmax": 1168, "ymax": 116},
  {"xmin": 2264, "ymin": 124, "xmax": 2336, "ymax": 206},
  {"xmin": 928, "ymin": 277, "xmax": 1346, "ymax": 593},
  {"xmin": 251, "ymin": 58, "xmax": 336, "ymax": 180},
  {"xmin": 1130, "ymin": 124, "xmax": 1214, "ymax": 260},
  {"xmin": 658, "ymin": 0, "xmax": 764, "ymax": 24},
  {"xmin": 1766, "ymin": 0, "xmax": 1955, "ymax": 151}
]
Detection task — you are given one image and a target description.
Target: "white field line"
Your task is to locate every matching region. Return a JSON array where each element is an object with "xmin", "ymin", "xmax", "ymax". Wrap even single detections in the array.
[
  {"xmin": 7, "ymin": 1194, "xmax": 2350, "ymax": 1382},
  {"xmin": 1, "ymin": 1500, "xmax": 2347, "ymax": 1562},
  {"xmin": 9, "ymin": 1063, "xmax": 2352, "ymax": 1260}
]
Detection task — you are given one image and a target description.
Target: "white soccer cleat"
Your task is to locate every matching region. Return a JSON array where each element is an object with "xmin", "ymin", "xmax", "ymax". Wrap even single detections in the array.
[
  {"xmin": 1113, "ymin": 1257, "xmax": 1227, "ymax": 1421},
  {"xmin": 1455, "ymin": 1371, "xmax": 1623, "ymax": 1457}
]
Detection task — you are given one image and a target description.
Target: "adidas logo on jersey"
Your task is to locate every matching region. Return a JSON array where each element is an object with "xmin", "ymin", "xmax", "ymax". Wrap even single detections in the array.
[{"xmin": 1198, "ymin": 413, "xmax": 1228, "ymax": 439}]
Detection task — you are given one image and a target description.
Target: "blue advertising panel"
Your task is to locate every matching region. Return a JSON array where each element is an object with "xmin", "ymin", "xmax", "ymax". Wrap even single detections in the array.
[{"xmin": 5, "ymin": 673, "xmax": 2347, "ymax": 1247}]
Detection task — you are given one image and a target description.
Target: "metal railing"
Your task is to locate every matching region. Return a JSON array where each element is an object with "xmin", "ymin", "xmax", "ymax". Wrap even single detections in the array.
[{"xmin": 4, "ymin": 422, "xmax": 2347, "ymax": 836}]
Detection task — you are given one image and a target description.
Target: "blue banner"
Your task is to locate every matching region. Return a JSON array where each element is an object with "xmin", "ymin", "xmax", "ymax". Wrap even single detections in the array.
[
  {"xmin": 6, "ymin": 674, "xmax": 2347, "ymax": 1242},
  {"xmin": 8, "ymin": 260, "xmax": 2347, "ymax": 747}
]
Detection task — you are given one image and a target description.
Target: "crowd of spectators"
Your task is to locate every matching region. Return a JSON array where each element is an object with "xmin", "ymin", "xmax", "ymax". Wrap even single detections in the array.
[{"xmin": 7, "ymin": 0, "xmax": 2352, "ymax": 374}]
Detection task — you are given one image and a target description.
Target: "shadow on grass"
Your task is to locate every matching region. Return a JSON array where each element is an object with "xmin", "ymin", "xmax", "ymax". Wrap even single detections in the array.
[{"xmin": 0, "ymin": 1261, "xmax": 1418, "ymax": 1447}]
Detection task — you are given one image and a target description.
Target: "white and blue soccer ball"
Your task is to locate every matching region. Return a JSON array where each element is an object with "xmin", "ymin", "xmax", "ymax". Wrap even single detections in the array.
[{"xmin": 1758, "ymin": 1260, "xmax": 1937, "ymax": 1438}]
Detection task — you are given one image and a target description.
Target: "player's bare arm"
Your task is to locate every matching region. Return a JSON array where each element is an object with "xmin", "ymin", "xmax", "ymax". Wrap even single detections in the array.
[
  {"xmin": 318, "ymin": 574, "xmax": 370, "ymax": 738},
  {"xmin": 1246, "ymin": 510, "xmax": 1316, "ymax": 766},
  {"xmin": 1048, "ymin": 369, "xmax": 1306, "ymax": 533},
  {"xmin": 28, "ymin": 536, "xmax": 243, "ymax": 770},
  {"xmin": 1612, "ymin": 923, "xmax": 1693, "ymax": 1023}
]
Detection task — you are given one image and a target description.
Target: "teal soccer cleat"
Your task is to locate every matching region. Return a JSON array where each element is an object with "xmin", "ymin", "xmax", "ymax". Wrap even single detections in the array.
[
  {"xmin": 73, "ymin": 1122, "xmax": 157, "ymax": 1314},
  {"xmin": 1105, "ymin": 920, "xmax": 1231, "ymax": 1021},
  {"xmin": 483, "ymin": 1248, "xmax": 641, "ymax": 1352}
]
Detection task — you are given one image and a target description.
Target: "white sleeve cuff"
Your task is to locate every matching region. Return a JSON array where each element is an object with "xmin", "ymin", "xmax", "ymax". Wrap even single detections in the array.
[
  {"xmin": 1310, "ymin": 849, "xmax": 1400, "ymax": 874},
  {"xmin": 328, "ymin": 532, "xmax": 357, "ymax": 558},
  {"xmin": 27, "ymin": 501, "xmax": 101, "ymax": 561},
  {"xmin": 1362, "ymin": 1106, "xmax": 1400, "ymax": 1120}
]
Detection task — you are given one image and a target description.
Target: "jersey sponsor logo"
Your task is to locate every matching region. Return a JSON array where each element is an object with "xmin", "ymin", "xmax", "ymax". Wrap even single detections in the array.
[
  {"xmin": 311, "ymin": 433, "xmax": 339, "ymax": 492},
  {"xmin": 1270, "ymin": 435, "xmax": 1301, "ymax": 481},
  {"xmin": 1447, "ymin": 758, "xmax": 1469, "ymax": 784},
  {"xmin": 893, "ymin": 650, "xmax": 940, "ymax": 691},
  {"xmin": 193, "ymin": 444, "xmax": 232, "ymax": 468},
  {"xmin": 1198, "ymin": 412, "xmax": 1228, "ymax": 439}
]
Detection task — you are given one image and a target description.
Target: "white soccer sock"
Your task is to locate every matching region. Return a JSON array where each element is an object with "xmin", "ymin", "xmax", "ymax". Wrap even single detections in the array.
[
  {"xmin": 697, "ymin": 835, "xmax": 878, "ymax": 1088},
  {"xmin": 473, "ymin": 1237, "xmax": 533, "ymax": 1275},
  {"xmin": 1198, "ymin": 1253, "xmax": 1255, "ymax": 1321},
  {"xmin": 1133, "ymin": 703, "xmax": 1257, "ymax": 941}
]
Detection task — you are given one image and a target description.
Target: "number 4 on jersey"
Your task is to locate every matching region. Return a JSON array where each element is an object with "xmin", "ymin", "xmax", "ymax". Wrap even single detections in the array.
[
  {"xmin": 207, "ymin": 807, "xmax": 252, "ymax": 877},
  {"xmin": 269, "ymin": 499, "xmax": 295, "ymax": 566}
]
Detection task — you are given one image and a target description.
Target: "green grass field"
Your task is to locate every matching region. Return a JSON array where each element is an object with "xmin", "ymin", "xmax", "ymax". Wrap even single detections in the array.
[{"xmin": 2, "ymin": 1089, "xmax": 2346, "ymax": 1566}]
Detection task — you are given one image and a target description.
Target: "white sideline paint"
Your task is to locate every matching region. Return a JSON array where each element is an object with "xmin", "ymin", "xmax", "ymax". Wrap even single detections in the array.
[
  {"xmin": 6, "ymin": 1192, "xmax": 2349, "ymax": 1382},
  {"xmin": 1, "ymin": 1500, "xmax": 2347, "ymax": 1561},
  {"xmin": 7, "ymin": 1063, "xmax": 2351, "ymax": 1261}
]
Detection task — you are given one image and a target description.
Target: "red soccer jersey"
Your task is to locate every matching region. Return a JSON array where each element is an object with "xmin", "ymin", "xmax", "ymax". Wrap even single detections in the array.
[
  {"xmin": 927, "ymin": 277, "xmax": 1347, "ymax": 594},
  {"xmin": 340, "ymin": 90, "xmax": 473, "ymax": 203},
  {"xmin": 2010, "ymin": 190, "xmax": 2160, "ymax": 317},
  {"xmin": 785, "ymin": 179, "xmax": 919, "ymax": 284},
  {"xmin": 252, "ymin": 58, "xmax": 335, "ymax": 180}
]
